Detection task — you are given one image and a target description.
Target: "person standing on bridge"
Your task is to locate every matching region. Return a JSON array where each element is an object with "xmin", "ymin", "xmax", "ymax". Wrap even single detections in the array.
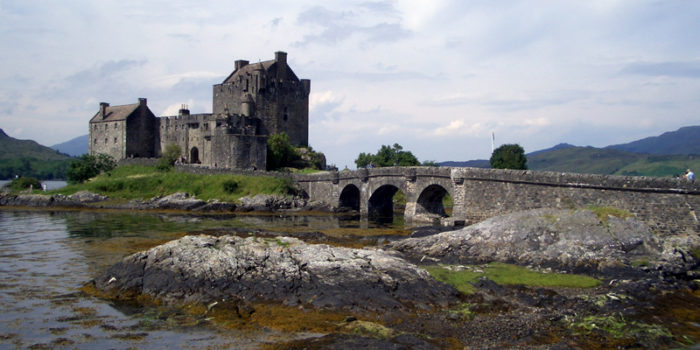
[{"xmin": 685, "ymin": 169, "xmax": 695, "ymax": 183}]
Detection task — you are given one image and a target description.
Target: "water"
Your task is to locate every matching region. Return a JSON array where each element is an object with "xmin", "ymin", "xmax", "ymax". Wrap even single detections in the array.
[{"xmin": 0, "ymin": 209, "xmax": 409, "ymax": 349}]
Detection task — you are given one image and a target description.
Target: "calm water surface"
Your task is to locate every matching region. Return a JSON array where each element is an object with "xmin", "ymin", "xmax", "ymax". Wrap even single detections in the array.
[{"xmin": 0, "ymin": 209, "xmax": 409, "ymax": 349}]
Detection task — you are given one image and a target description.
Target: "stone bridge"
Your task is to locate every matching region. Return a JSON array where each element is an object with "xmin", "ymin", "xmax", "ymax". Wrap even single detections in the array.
[{"xmin": 294, "ymin": 167, "xmax": 700, "ymax": 236}]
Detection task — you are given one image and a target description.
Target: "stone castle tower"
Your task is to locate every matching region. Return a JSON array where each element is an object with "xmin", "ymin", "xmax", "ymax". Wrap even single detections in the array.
[
  {"xmin": 89, "ymin": 51, "xmax": 310, "ymax": 169},
  {"xmin": 213, "ymin": 51, "xmax": 310, "ymax": 146}
]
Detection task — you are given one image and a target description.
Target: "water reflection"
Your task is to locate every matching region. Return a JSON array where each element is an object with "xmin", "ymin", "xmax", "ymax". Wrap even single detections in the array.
[{"xmin": 0, "ymin": 209, "xmax": 416, "ymax": 349}]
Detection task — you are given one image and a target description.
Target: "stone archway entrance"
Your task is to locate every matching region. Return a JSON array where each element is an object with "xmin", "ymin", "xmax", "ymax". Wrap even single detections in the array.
[
  {"xmin": 190, "ymin": 147, "xmax": 199, "ymax": 164},
  {"xmin": 338, "ymin": 184, "xmax": 360, "ymax": 212}
]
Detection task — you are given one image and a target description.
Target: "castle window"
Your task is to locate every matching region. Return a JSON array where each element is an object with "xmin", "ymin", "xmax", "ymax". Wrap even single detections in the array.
[
  {"xmin": 93, "ymin": 138, "xmax": 97, "ymax": 145},
  {"xmin": 113, "ymin": 137, "xmax": 117, "ymax": 144},
  {"xmin": 104, "ymin": 138, "xmax": 108, "ymax": 144},
  {"xmin": 114, "ymin": 123, "xmax": 118, "ymax": 129},
  {"xmin": 104, "ymin": 124, "xmax": 108, "ymax": 130},
  {"xmin": 283, "ymin": 107, "xmax": 289, "ymax": 121}
]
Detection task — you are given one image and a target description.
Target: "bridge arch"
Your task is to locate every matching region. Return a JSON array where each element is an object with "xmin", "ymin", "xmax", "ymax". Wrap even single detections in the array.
[
  {"xmin": 338, "ymin": 184, "xmax": 360, "ymax": 212},
  {"xmin": 415, "ymin": 184, "xmax": 451, "ymax": 219},
  {"xmin": 367, "ymin": 184, "xmax": 405, "ymax": 221}
]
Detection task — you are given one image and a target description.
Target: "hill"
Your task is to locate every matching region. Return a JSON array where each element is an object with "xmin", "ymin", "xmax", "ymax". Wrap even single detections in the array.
[
  {"xmin": 51, "ymin": 134, "xmax": 88, "ymax": 157},
  {"xmin": 606, "ymin": 126, "xmax": 700, "ymax": 155},
  {"xmin": 439, "ymin": 126, "xmax": 700, "ymax": 177},
  {"xmin": 0, "ymin": 129, "xmax": 71, "ymax": 161},
  {"xmin": 0, "ymin": 129, "xmax": 72, "ymax": 180}
]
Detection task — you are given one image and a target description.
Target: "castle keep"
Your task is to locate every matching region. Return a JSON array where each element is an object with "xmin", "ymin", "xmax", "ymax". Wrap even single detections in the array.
[{"xmin": 89, "ymin": 51, "xmax": 310, "ymax": 169}]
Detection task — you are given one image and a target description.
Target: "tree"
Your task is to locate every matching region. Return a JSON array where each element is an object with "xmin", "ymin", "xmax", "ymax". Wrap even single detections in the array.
[
  {"xmin": 354, "ymin": 143, "xmax": 420, "ymax": 168},
  {"xmin": 267, "ymin": 132, "xmax": 300, "ymax": 170},
  {"xmin": 490, "ymin": 144, "xmax": 528, "ymax": 170},
  {"xmin": 157, "ymin": 143, "xmax": 181, "ymax": 171},
  {"xmin": 66, "ymin": 154, "xmax": 116, "ymax": 183}
]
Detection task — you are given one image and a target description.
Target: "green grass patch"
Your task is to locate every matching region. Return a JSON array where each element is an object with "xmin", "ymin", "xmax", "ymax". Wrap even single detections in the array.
[
  {"xmin": 51, "ymin": 165, "xmax": 296, "ymax": 202},
  {"xmin": 425, "ymin": 263, "xmax": 601, "ymax": 295},
  {"xmin": 586, "ymin": 206, "xmax": 633, "ymax": 224}
]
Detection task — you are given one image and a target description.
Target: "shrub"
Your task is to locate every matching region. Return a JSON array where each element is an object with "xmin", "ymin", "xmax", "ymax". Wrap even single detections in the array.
[
  {"xmin": 5, "ymin": 177, "xmax": 42, "ymax": 191},
  {"xmin": 157, "ymin": 143, "xmax": 181, "ymax": 171},
  {"xmin": 66, "ymin": 154, "xmax": 116, "ymax": 184},
  {"xmin": 222, "ymin": 179, "xmax": 239, "ymax": 194}
]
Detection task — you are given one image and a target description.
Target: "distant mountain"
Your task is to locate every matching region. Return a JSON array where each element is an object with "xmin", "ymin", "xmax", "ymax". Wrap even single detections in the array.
[
  {"xmin": 526, "ymin": 143, "xmax": 576, "ymax": 157},
  {"xmin": 439, "ymin": 159, "xmax": 490, "ymax": 168},
  {"xmin": 439, "ymin": 126, "xmax": 700, "ymax": 177},
  {"xmin": 606, "ymin": 126, "xmax": 700, "ymax": 155},
  {"xmin": 51, "ymin": 134, "xmax": 88, "ymax": 157},
  {"xmin": 0, "ymin": 129, "xmax": 72, "ymax": 180},
  {"xmin": 0, "ymin": 129, "xmax": 71, "ymax": 161}
]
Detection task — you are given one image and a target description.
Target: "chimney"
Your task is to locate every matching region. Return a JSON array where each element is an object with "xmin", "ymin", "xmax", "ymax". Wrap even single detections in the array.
[
  {"xmin": 274, "ymin": 51, "xmax": 287, "ymax": 64},
  {"xmin": 138, "ymin": 98, "xmax": 147, "ymax": 107},
  {"xmin": 179, "ymin": 104, "xmax": 190, "ymax": 117},
  {"xmin": 99, "ymin": 102, "xmax": 109, "ymax": 119},
  {"xmin": 235, "ymin": 60, "xmax": 249, "ymax": 71},
  {"xmin": 275, "ymin": 51, "xmax": 287, "ymax": 80}
]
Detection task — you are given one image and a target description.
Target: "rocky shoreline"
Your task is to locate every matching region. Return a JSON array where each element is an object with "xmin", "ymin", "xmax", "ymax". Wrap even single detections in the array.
[
  {"xmin": 4, "ymin": 190, "xmax": 699, "ymax": 348},
  {"xmin": 81, "ymin": 206, "xmax": 700, "ymax": 349},
  {"xmin": 0, "ymin": 191, "xmax": 325, "ymax": 213}
]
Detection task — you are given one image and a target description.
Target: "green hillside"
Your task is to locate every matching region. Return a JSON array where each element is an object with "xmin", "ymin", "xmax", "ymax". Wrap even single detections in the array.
[
  {"xmin": 527, "ymin": 146, "xmax": 699, "ymax": 178},
  {"xmin": 0, "ymin": 129, "xmax": 73, "ymax": 179}
]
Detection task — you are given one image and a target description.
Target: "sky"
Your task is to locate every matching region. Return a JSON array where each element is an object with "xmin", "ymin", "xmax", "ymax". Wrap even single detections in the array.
[{"xmin": 1, "ymin": 1, "xmax": 699, "ymax": 168}]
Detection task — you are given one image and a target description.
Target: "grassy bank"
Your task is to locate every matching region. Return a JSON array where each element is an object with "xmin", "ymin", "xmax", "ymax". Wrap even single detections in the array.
[
  {"xmin": 51, "ymin": 165, "xmax": 296, "ymax": 202},
  {"xmin": 425, "ymin": 263, "xmax": 601, "ymax": 294}
]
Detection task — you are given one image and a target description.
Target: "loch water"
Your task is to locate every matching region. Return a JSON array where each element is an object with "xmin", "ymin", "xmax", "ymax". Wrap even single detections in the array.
[{"xmin": 0, "ymin": 209, "xmax": 410, "ymax": 349}]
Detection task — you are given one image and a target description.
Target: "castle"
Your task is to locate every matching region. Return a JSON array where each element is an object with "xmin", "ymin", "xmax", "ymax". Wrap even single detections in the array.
[{"xmin": 89, "ymin": 51, "xmax": 310, "ymax": 169}]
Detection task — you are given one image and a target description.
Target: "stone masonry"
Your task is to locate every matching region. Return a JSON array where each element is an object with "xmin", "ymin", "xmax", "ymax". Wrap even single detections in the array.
[
  {"xmin": 295, "ymin": 167, "xmax": 700, "ymax": 237},
  {"xmin": 89, "ymin": 51, "xmax": 309, "ymax": 169}
]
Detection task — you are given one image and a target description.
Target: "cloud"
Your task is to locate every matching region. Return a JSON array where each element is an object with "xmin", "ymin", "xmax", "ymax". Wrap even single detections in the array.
[
  {"xmin": 293, "ymin": 4, "xmax": 410, "ymax": 47},
  {"xmin": 620, "ymin": 61, "xmax": 700, "ymax": 79}
]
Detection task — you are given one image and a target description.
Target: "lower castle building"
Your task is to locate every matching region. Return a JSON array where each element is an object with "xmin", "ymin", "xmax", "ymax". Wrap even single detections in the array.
[{"xmin": 89, "ymin": 51, "xmax": 310, "ymax": 169}]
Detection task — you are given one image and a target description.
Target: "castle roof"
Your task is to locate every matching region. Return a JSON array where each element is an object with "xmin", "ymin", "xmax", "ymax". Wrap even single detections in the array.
[
  {"xmin": 89, "ymin": 103, "xmax": 139, "ymax": 123},
  {"xmin": 221, "ymin": 58, "xmax": 299, "ymax": 84}
]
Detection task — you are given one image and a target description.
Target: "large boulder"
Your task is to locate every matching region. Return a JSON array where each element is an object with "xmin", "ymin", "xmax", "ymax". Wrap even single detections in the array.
[
  {"xmin": 389, "ymin": 208, "xmax": 698, "ymax": 276},
  {"xmin": 237, "ymin": 194, "xmax": 307, "ymax": 212},
  {"xmin": 91, "ymin": 235, "xmax": 459, "ymax": 313}
]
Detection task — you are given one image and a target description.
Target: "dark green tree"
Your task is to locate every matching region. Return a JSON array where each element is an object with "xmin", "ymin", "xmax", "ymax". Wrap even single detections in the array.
[
  {"xmin": 66, "ymin": 154, "xmax": 116, "ymax": 183},
  {"xmin": 267, "ymin": 132, "xmax": 300, "ymax": 170},
  {"xmin": 354, "ymin": 143, "xmax": 420, "ymax": 168},
  {"xmin": 490, "ymin": 144, "xmax": 528, "ymax": 170},
  {"xmin": 157, "ymin": 143, "xmax": 182, "ymax": 171}
]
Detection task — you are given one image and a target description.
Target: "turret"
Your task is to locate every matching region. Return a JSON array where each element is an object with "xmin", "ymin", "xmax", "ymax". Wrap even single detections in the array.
[{"xmin": 241, "ymin": 93, "xmax": 255, "ymax": 117}]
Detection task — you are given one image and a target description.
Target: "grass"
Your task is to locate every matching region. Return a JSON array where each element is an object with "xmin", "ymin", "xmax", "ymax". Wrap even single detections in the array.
[
  {"xmin": 425, "ymin": 263, "xmax": 601, "ymax": 295},
  {"xmin": 586, "ymin": 206, "xmax": 633, "ymax": 224},
  {"xmin": 51, "ymin": 165, "xmax": 296, "ymax": 202}
]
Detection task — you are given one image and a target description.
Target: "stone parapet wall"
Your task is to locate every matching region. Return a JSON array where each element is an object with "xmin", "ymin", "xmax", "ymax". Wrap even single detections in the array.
[{"xmin": 296, "ymin": 167, "xmax": 698, "ymax": 236}]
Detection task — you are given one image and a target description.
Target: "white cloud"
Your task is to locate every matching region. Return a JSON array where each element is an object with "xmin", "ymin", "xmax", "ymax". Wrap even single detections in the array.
[{"xmin": 1, "ymin": 0, "xmax": 699, "ymax": 165}]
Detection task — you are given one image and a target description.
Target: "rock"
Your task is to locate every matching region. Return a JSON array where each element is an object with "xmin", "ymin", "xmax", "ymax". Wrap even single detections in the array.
[
  {"xmin": 237, "ymin": 194, "xmax": 307, "ymax": 212},
  {"xmin": 67, "ymin": 190, "xmax": 107, "ymax": 203},
  {"xmin": 0, "ymin": 193, "xmax": 56, "ymax": 207},
  {"xmin": 388, "ymin": 208, "xmax": 693, "ymax": 275},
  {"xmin": 149, "ymin": 192, "xmax": 206, "ymax": 210},
  {"xmin": 92, "ymin": 234, "xmax": 460, "ymax": 313}
]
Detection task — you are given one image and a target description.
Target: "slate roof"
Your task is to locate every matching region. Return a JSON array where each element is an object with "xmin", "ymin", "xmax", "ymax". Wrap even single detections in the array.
[
  {"xmin": 222, "ymin": 59, "xmax": 299, "ymax": 84},
  {"xmin": 89, "ymin": 103, "xmax": 139, "ymax": 123}
]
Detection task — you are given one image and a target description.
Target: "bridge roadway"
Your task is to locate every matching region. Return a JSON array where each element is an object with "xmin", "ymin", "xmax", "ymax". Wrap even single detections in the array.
[{"xmin": 293, "ymin": 167, "xmax": 700, "ymax": 235}]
